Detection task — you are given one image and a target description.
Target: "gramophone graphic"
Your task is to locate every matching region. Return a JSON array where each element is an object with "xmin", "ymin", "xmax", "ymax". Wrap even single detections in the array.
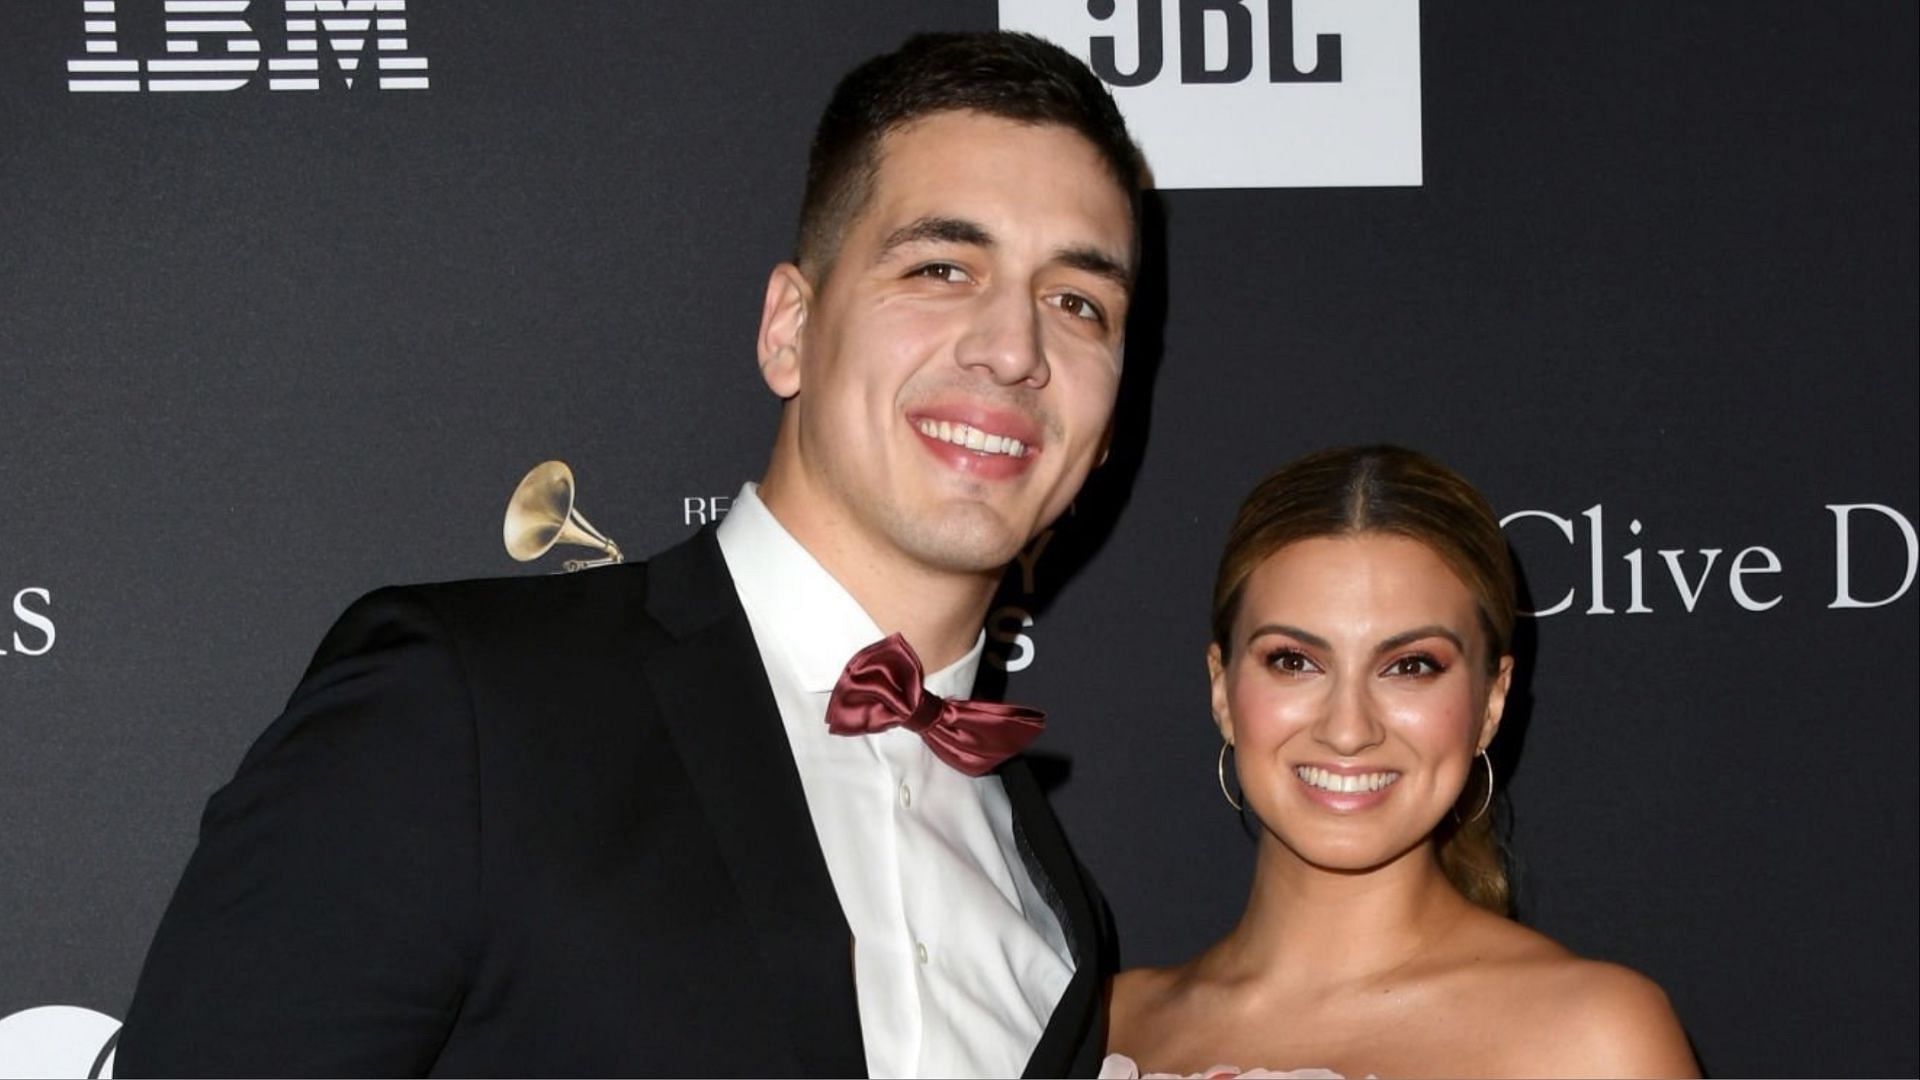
[{"xmin": 502, "ymin": 461, "xmax": 623, "ymax": 572}]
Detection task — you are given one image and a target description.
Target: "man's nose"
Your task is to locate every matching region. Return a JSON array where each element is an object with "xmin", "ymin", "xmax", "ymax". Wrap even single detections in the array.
[
  {"xmin": 1312, "ymin": 675, "xmax": 1386, "ymax": 757},
  {"xmin": 956, "ymin": 284, "xmax": 1050, "ymax": 387}
]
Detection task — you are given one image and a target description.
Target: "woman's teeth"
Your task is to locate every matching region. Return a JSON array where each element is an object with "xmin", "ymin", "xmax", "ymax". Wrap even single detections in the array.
[{"xmin": 1295, "ymin": 766, "xmax": 1400, "ymax": 794}]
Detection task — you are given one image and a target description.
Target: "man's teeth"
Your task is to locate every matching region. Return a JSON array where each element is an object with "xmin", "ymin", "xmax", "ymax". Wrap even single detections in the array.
[
  {"xmin": 917, "ymin": 419, "xmax": 1027, "ymax": 458},
  {"xmin": 1295, "ymin": 766, "xmax": 1400, "ymax": 794}
]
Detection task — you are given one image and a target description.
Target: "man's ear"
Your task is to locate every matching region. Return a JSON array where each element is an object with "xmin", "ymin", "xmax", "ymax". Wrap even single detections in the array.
[{"xmin": 757, "ymin": 263, "xmax": 811, "ymax": 399}]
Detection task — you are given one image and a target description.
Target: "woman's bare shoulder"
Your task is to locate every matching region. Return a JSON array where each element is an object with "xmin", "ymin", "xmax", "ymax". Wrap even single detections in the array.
[
  {"xmin": 1473, "ymin": 942, "xmax": 1699, "ymax": 1078},
  {"xmin": 1416, "ymin": 911, "xmax": 1696, "ymax": 1076},
  {"xmin": 1110, "ymin": 959, "xmax": 1234, "ymax": 1063},
  {"xmin": 1110, "ymin": 964, "xmax": 1186, "ymax": 1029}
]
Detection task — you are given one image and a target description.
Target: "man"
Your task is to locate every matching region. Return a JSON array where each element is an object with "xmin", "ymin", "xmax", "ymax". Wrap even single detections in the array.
[{"xmin": 119, "ymin": 30, "xmax": 1145, "ymax": 1078}]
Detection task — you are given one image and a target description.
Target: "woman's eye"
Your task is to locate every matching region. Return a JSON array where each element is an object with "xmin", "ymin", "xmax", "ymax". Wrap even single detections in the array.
[
  {"xmin": 911, "ymin": 263, "xmax": 973, "ymax": 284},
  {"xmin": 1385, "ymin": 655, "xmax": 1444, "ymax": 677},
  {"xmin": 1049, "ymin": 292, "xmax": 1106, "ymax": 324},
  {"xmin": 1265, "ymin": 648, "xmax": 1317, "ymax": 675}
]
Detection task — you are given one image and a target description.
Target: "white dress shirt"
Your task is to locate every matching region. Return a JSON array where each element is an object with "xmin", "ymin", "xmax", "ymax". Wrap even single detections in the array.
[{"xmin": 715, "ymin": 483, "xmax": 1074, "ymax": 1079}]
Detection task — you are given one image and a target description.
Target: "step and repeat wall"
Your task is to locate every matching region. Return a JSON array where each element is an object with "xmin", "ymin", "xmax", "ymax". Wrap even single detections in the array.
[{"xmin": 2, "ymin": 2, "xmax": 1915, "ymax": 1076}]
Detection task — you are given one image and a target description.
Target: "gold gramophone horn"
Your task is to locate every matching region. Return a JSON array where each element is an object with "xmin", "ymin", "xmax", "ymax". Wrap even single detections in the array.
[{"xmin": 503, "ymin": 460, "xmax": 624, "ymax": 572}]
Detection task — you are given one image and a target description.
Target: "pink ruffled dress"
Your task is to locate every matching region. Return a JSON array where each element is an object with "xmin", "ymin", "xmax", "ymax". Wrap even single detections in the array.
[{"xmin": 1099, "ymin": 1053, "xmax": 1352, "ymax": 1079}]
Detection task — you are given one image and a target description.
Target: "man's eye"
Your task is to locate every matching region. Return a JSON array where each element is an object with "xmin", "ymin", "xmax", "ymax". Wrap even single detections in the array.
[
  {"xmin": 911, "ymin": 263, "xmax": 974, "ymax": 284},
  {"xmin": 1049, "ymin": 293, "xmax": 1106, "ymax": 324}
]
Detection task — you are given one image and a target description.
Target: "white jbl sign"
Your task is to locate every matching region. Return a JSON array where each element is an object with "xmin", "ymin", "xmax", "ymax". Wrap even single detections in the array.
[
  {"xmin": 66, "ymin": 0, "xmax": 429, "ymax": 93},
  {"xmin": 999, "ymin": 0, "xmax": 1420, "ymax": 189}
]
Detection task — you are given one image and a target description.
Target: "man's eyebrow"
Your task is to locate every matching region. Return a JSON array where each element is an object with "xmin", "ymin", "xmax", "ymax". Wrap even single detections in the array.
[
  {"xmin": 875, "ymin": 216, "xmax": 1133, "ymax": 292},
  {"xmin": 876, "ymin": 215, "xmax": 993, "ymax": 261},
  {"xmin": 1055, "ymin": 244, "xmax": 1134, "ymax": 293}
]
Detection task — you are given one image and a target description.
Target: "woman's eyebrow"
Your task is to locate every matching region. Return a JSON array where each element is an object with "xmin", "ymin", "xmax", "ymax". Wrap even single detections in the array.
[
  {"xmin": 1244, "ymin": 623, "xmax": 1330, "ymax": 651},
  {"xmin": 1374, "ymin": 625, "xmax": 1466, "ymax": 655}
]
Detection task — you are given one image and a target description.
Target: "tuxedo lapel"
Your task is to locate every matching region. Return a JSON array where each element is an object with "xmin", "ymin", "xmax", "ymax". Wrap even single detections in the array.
[
  {"xmin": 634, "ymin": 530, "xmax": 866, "ymax": 1078},
  {"xmin": 1001, "ymin": 757, "xmax": 1107, "ymax": 1079}
]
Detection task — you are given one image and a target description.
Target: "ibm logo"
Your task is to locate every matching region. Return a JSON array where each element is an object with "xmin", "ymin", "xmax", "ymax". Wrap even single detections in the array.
[
  {"xmin": 1000, "ymin": 0, "xmax": 1421, "ymax": 189},
  {"xmin": 66, "ymin": 0, "xmax": 429, "ymax": 93}
]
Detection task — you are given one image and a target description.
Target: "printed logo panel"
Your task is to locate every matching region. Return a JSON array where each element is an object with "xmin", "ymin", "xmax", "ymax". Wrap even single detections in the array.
[
  {"xmin": 66, "ymin": 0, "xmax": 428, "ymax": 93},
  {"xmin": 999, "ymin": 0, "xmax": 1420, "ymax": 189}
]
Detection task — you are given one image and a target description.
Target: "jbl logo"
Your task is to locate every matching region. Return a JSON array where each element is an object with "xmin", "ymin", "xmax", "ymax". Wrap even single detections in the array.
[
  {"xmin": 1086, "ymin": 0, "xmax": 1340, "ymax": 87},
  {"xmin": 1000, "ymin": 0, "xmax": 1420, "ymax": 189}
]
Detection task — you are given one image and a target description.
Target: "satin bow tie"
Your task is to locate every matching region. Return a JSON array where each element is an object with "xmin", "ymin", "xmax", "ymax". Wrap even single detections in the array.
[{"xmin": 824, "ymin": 633, "xmax": 1046, "ymax": 777}]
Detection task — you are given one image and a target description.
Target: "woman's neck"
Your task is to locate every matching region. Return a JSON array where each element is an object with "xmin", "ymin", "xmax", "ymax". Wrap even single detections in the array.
[{"xmin": 1199, "ymin": 835, "xmax": 1473, "ymax": 993}]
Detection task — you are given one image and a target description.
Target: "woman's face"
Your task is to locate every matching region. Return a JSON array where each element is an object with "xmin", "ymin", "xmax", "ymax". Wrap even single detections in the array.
[{"xmin": 1210, "ymin": 532, "xmax": 1513, "ymax": 873}]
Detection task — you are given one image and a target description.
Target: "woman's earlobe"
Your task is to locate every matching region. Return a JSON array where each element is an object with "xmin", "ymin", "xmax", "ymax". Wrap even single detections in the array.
[
  {"xmin": 1481, "ymin": 655, "xmax": 1515, "ymax": 739},
  {"xmin": 1208, "ymin": 644, "xmax": 1233, "ymax": 741}
]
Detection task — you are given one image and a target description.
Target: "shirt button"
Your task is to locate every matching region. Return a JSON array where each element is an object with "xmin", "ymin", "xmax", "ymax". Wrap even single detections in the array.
[
  {"xmin": 898, "ymin": 782, "xmax": 913, "ymax": 809},
  {"xmin": 915, "ymin": 941, "xmax": 929, "ymax": 965}
]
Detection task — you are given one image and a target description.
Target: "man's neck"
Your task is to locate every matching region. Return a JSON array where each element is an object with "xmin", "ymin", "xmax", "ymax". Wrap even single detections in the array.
[
  {"xmin": 752, "ymin": 492, "xmax": 1000, "ymax": 673},
  {"xmin": 837, "ymin": 551, "xmax": 999, "ymax": 673}
]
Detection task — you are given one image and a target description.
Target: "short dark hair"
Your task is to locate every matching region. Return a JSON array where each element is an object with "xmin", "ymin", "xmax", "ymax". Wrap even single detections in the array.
[{"xmin": 796, "ymin": 31, "xmax": 1145, "ymax": 279}]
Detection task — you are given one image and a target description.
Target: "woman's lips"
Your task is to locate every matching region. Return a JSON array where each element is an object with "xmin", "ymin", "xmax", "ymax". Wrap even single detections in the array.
[{"xmin": 1292, "ymin": 764, "xmax": 1401, "ymax": 811}]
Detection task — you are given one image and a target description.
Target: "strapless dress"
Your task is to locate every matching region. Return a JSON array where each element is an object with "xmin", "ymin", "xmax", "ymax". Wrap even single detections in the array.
[{"xmin": 1099, "ymin": 1053, "xmax": 1354, "ymax": 1079}]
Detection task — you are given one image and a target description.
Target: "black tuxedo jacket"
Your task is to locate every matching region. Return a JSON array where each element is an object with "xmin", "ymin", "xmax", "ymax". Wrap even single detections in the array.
[{"xmin": 119, "ymin": 530, "xmax": 1111, "ymax": 1077}]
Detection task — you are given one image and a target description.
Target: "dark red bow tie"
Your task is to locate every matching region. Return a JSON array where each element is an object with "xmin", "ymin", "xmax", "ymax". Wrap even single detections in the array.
[{"xmin": 824, "ymin": 633, "xmax": 1046, "ymax": 777}]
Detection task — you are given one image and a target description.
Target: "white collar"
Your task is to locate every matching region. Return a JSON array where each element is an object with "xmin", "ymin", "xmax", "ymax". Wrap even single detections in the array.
[{"xmin": 715, "ymin": 482, "xmax": 984, "ymax": 697}]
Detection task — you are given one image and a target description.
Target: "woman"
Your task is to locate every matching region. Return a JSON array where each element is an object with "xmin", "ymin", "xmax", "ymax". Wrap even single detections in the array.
[{"xmin": 1106, "ymin": 446, "xmax": 1698, "ymax": 1079}]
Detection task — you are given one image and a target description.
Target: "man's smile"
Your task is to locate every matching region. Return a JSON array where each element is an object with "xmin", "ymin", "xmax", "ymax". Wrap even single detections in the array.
[{"xmin": 914, "ymin": 418, "xmax": 1031, "ymax": 458}]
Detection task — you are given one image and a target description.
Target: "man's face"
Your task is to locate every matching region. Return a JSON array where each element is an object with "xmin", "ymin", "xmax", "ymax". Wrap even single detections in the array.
[{"xmin": 758, "ymin": 110, "xmax": 1134, "ymax": 582}]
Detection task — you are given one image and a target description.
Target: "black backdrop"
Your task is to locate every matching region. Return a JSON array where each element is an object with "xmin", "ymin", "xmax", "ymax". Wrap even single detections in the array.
[{"xmin": 2, "ymin": 3, "xmax": 1915, "ymax": 1077}]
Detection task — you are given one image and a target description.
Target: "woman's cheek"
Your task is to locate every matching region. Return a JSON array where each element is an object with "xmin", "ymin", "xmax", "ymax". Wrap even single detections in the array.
[
  {"xmin": 1230, "ymin": 674, "xmax": 1312, "ymax": 747},
  {"xmin": 1381, "ymin": 688, "xmax": 1476, "ymax": 749}
]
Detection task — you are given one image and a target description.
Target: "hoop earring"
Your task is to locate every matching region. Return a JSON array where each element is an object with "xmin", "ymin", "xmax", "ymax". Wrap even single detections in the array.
[
  {"xmin": 1217, "ymin": 740, "xmax": 1243, "ymax": 812},
  {"xmin": 1464, "ymin": 748, "xmax": 1494, "ymax": 823}
]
